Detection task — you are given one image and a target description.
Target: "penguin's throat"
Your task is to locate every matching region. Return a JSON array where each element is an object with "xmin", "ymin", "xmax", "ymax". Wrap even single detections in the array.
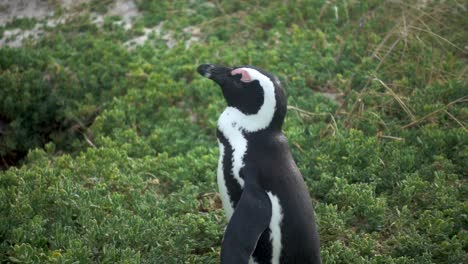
[
  {"xmin": 218, "ymin": 101, "xmax": 275, "ymax": 133},
  {"xmin": 217, "ymin": 109, "xmax": 248, "ymax": 189}
]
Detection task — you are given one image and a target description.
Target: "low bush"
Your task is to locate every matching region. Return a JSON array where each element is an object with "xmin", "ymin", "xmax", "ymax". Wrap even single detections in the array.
[{"xmin": 0, "ymin": 0, "xmax": 466, "ymax": 263}]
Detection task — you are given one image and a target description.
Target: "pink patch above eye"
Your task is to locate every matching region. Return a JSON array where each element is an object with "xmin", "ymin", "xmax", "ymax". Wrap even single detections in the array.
[{"xmin": 231, "ymin": 68, "xmax": 252, "ymax": 82}]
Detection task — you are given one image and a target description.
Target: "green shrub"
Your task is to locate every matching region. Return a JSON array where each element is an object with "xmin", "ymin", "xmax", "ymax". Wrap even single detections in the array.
[
  {"xmin": 0, "ymin": 32, "xmax": 135, "ymax": 163},
  {"xmin": 0, "ymin": 0, "xmax": 466, "ymax": 263}
]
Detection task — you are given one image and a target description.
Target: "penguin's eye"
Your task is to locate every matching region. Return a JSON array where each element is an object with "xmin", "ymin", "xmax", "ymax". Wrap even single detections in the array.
[
  {"xmin": 232, "ymin": 73, "xmax": 242, "ymax": 81},
  {"xmin": 231, "ymin": 68, "xmax": 252, "ymax": 83}
]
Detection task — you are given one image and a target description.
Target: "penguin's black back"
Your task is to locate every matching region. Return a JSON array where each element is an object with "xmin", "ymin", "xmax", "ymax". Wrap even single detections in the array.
[{"xmin": 244, "ymin": 130, "xmax": 321, "ymax": 263}]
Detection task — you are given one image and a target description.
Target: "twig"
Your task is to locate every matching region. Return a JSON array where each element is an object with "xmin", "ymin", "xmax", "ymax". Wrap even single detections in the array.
[
  {"xmin": 81, "ymin": 132, "xmax": 96, "ymax": 148},
  {"xmin": 378, "ymin": 135, "xmax": 404, "ymax": 141},
  {"xmin": 329, "ymin": 113, "xmax": 339, "ymax": 135},
  {"xmin": 374, "ymin": 78, "xmax": 416, "ymax": 121},
  {"xmin": 287, "ymin": 105, "xmax": 329, "ymax": 116},
  {"xmin": 408, "ymin": 26, "xmax": 466, "ymax": 53},
  {"xmin": 444, "ymin": 110, "xmax": 467, "ymax": 132},
  {"xmin": 293, "ymin": 142, "xmax": 306, "ymax": 154},
  {"xmin": 368, "ymin": 111, "xmax": 390, "ymax": 130},
  {"xmin": 288, "ymin": 105, "xmax": 340, "ymax": 136},
  {"xmin": 374, "ymin": 37, "xmax": 402, "ymax": 73},
  {"xmin": 402, "ymin": 96, "xmax": 468, "ymax": 129}
]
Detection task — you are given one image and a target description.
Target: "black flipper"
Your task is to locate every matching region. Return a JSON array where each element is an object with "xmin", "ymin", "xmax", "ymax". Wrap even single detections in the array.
[{"xmin": 220, "ymin": 166, "xmax": 272, "ymax": 264}]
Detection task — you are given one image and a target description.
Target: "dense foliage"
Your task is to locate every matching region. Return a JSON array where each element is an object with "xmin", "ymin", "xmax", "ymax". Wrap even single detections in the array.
[{"xmin": 1, "ymin": 0, "xmax": 466, "ymax": 263}]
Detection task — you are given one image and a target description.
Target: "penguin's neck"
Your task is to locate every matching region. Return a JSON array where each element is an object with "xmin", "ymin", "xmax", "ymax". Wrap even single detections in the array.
[{"xmin": 218, "ymin": 80, "xmax": 276, "ymax": 134}]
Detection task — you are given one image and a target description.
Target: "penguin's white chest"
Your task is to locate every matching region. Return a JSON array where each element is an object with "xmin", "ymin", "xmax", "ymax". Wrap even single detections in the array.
[
  {"xmin": 217, "ymin": 109, "xmax": 248, "ymax": 220},
  {"xmin": 218, "ymin": 110, "xmax": 247, "ymax": 187}
]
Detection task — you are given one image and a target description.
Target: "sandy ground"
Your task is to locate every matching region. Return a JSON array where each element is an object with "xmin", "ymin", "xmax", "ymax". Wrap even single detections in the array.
[
  {"xmin": 0, "ymin": 0, "xmax": 55, "ymax": 25},
  {"xmin": 0, "ymin": 0, "xmax": 202, "ymax": 49},
  {"xmin": 0, "ymin": 0, "xmax": 142, "ymax": 47}
]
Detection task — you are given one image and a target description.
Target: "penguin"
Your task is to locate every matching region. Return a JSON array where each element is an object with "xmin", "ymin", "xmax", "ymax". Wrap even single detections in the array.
[{"xmin": 197, "ymin": 64, "xmax": 321, "ymax": 264}]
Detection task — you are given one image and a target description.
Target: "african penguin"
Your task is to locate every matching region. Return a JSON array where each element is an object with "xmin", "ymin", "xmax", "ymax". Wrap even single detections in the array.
[{"xmin": 197, "ymin": 64, "xmax": 321, "ymax": 264}]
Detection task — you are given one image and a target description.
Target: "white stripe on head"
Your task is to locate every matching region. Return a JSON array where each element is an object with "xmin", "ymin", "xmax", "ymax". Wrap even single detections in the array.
[{"xmin": 233, "ymin": 67, "xmax": 277, "ymax": 132}]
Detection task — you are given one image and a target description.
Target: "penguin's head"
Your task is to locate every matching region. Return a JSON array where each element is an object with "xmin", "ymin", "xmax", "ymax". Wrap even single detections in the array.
[{"xmin": 197, "ymin": 64, "xmax": 287, "ymax": 131}]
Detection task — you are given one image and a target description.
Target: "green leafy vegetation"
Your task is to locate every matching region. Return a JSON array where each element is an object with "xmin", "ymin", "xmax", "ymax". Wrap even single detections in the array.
[
  {"xmin": 0, "ymin": 0, "xmax": 467, "ymax": 263},
  {"xmin": 4, "ymin": 18, "xmax": 38, "ymax": 30}
]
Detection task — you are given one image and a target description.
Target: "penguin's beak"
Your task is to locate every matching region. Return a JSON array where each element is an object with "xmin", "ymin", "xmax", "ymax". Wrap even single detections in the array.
[
  {"xmin": 197, "ymin": 64, "xmax": 232, "ymax": 85},
  {"xmin": 197, "ymin": 64, "xmax": 216, "ymax": 78}
]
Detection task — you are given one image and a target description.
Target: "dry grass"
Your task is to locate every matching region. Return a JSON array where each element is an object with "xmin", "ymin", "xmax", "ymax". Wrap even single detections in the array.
[{"xmin": 340, "ymin": 1, "xmax": 467, "ymax": 132}]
